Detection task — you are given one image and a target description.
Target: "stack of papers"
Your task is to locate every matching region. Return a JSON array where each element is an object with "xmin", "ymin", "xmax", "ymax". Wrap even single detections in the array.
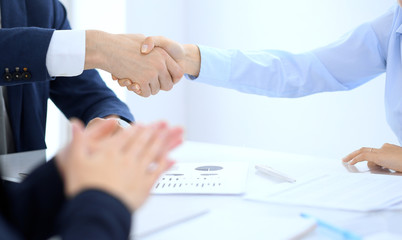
[{"xmin": 247, "ymin": 173, "xmax": 402, "ymax": 211}]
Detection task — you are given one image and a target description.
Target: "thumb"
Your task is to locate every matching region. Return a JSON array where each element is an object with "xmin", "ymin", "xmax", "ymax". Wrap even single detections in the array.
[{"xmin": 141, "ymin": 36, "xmax": 156, "ymax": 54}]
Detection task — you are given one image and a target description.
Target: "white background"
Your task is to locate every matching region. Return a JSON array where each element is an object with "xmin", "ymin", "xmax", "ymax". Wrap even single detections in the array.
[{"xmin": 47, "ymin": 0, "xmax": 397, "ymax": 159}]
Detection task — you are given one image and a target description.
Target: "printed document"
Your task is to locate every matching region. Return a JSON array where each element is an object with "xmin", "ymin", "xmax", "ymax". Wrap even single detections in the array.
[
  {"xmin": 247, "ymin": 173, "xmax": 402, "ymax": 211},
  {"xmin": 152, "ymin": 161, "xmax": 249, "ymax": 194},
  {"xmin": 138, "ymin": 202, "xmax": 316, "ymax": 240}
]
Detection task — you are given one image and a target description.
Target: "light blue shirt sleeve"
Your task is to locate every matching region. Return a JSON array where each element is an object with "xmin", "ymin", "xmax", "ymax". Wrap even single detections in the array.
[{"xmin": 191, "ymin": 9, "xmax": 392, "ymax": 98}]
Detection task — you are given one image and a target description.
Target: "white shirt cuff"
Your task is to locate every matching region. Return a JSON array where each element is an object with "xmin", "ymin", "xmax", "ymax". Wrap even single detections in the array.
[{"xmin": 46, "ymin": 30, "xmax": 85, "ymax": 77}]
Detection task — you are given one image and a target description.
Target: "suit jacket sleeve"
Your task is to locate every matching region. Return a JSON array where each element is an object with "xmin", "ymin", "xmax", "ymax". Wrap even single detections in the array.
[
  {"xmin": 0, "ymin": 0, "xmax": 134, "ymax": 123},
  {"xmin": 0, "ymin": 27, "xmax": 54, "ymax": 86},
  {"xmin": 48, "ymin": 0, "xmax": 134, "ymax": 123},
  {"xmin": 57, "ymin": 190, "xmax": 132, "ymax": 240},
  {"xmin": 3, "ymin": 160, "xmax": 66, "ymax": 239},
  {"xmin": 2, "ymin": 159, "xmax": 132, "ymax": 240}
]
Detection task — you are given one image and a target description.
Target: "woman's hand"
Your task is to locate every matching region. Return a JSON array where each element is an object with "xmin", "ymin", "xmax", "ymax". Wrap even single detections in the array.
[{"xmin": 342, "ymin": 143, "xmax": 402, "ymax": 172}]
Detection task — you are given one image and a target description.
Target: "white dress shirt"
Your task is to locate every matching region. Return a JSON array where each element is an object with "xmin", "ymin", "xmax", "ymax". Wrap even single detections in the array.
[{"xmin": 46, "ymin": 30, "xmax": 86, "ymax": 77}]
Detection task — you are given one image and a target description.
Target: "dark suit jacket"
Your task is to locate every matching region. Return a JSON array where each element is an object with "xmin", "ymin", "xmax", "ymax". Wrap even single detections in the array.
[
  {"xmin": 0, "ymin": 0, "xmax": 134, "ymax": 153},
  {"xmin": 0, "ymin": 160, "xmax": 132, "ymax": 240}
]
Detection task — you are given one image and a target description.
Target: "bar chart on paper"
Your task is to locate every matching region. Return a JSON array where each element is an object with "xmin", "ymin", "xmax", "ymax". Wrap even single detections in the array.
[{"xmin": 152, "ymin": 162, "xmax": 249, "ymax": 194}]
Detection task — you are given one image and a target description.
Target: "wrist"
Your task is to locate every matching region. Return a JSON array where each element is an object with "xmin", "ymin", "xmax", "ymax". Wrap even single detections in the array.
[
  {"xmin": 104, "ymin": 115, "xmax": 131, "ymax": 128},
  {"xmin": 84, "ymin": 30, "xmax": 111, "ymax": 71},
  {"xmin": 183, "ymin": 44, "xmax": 201, "ymax": 77}
]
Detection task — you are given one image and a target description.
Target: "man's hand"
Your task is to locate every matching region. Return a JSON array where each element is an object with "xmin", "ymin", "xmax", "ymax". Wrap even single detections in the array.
[
  {"xmin": 342, "ymin": 143, "xmax": 402, "ymax": 172},
  {"xmin": 56, "ymin": 119, "xmax": 183, "ymax": 211},
  {"xmin": 84, "ymin": 31, "xmax": 184, "ymax": 97},
  {"xmin": 113, "ymin": 36, "xmax": 201, "ymax": 95}
]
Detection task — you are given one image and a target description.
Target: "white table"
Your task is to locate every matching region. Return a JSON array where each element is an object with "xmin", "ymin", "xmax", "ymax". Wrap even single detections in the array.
[
  {"xmin": 133, "ymin": 141, "xmax": 402, "ymax": 240},
  {"xmin": 2, "ymin": 142, "xmax": 401, "ymax": 239}
]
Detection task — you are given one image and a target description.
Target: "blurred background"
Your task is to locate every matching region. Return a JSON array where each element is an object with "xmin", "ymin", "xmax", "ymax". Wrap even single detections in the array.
[{"xmin": 48, "ymin": 0, "xmax": 397, "ymax": 159}]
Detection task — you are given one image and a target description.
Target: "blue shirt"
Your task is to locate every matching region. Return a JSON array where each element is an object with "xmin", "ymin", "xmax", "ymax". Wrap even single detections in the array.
[{"xmin": 193, "ymin": 5, "xmax": 402, "ymax": 144}]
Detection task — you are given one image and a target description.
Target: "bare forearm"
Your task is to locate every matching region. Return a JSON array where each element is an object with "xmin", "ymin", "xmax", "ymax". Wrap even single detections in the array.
[
  {"xmin": 183, "ymin": 44, "xmax": 201, "ymax": 77},
  {"xmin": 84, "ymin": 30, "xmax": 110, "ymax": 71}
]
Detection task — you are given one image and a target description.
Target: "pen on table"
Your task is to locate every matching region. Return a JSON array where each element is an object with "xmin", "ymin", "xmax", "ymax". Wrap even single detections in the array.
[
  {"xmin": 300, "ymin": 213, "xmax": 362, "ymax": 240},
  {"xmin": 255, "ymin": 164, "xmax": 296, "ymax": 183}
]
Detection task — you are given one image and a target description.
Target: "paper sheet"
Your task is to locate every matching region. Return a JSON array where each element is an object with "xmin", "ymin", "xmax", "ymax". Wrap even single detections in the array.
[
  {"xmin": 247, "ymin": 173, "xmax": 402, "ymax": 212},
  {"xmin": 133, "ymin": 199, "xmax": 209, "ymax": 239},
  {"xmin": 152, "ymin": 161, "xmax": 249, "ymax": 194},
  {"xmin": 140, "ymin": 202, "xmax": 316, "ymax": 240}
]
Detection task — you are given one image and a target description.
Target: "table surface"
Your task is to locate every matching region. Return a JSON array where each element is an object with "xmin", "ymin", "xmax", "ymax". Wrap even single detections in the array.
[
  {"xmin": 2, "ymin": 142, "xmax": 402, "ymax": 240},
  {"xmin": 133, "ymin": 141, "xmax": 402, "ymax": 240}
]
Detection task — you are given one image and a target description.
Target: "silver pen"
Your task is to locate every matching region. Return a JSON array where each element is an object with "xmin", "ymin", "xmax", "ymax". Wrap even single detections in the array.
[{"xmin": 255, "ymin": 164, "xmax": 296, "ymax": 183}]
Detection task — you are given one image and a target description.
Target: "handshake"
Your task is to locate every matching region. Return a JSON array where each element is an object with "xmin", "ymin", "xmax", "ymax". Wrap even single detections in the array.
[{"xmin": 85, "ymin": 30, "xmax": 201, "ymax": 97}]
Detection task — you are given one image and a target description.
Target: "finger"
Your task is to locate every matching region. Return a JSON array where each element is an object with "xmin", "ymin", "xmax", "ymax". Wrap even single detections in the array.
[
  {"xmin": 149, "ymin": 158, "xmax": 169, "ymax": 183},
  {"xmin": 349, "ymin": 152, "xmax": 377, "ymax": 165},
  {"xmin": 165, "ymin": 56, "xmax": 183, "ymax": 86},
  {"xmin": 367, "ymin": 161, "xmax": 382, "ymax": 170},
  {"xmin": 158, "ymin": 67, "xmax": 174, "ymax": 92},
  {"xmin": 342, "ymin": 147, "xmax": 372, "ymax": 162},
  {"xmin": 132, "ymin": 81, "xmax": 151, "ymax": 97},
  {"xmin": 158, "ymin": 127, "xmax": 184, "ymax": 154},
  {"xmin": 144, "ymin": 130, "xmax": 182, "ymax": 175},
  {"xmin": 153, "ymin": 53, "xmax": 173, "ymax": 94},
  {"xmin": 118, "ymin": 78, "xmax": 133, "ymax": 87},
  {"xmin": 149, "ymin": 158, "xmax": 176, "ymax": 185},
  {"xmin": 139, "ymin": 125, "xmax": 182, "ymax": 169},
  {"xmin": 146, "ymin": 36, "xmax": 168, "ymax": 51},
  {"xmin": 164, "ymin": 127, "xmax": 184, "ymax": 151},
  {"xmin": 141, "ymin": 36, "xmax": 156, "ymax": 54},
  {"xmin": 135, "ymin": 124, "xmax": 170, "ymax": 168},
  {"xmin": 125, "ymin": 122, "xmax": 166, "ymax": 157},
  {"xmin": 166, "ymin": 159, "xmax": 176, "ymax": 170},
  {"xmin": 127, "ymin": 82, "xmax": 142, "ymax": 94},
  {"xmin": 150, "ymin": 79, "xmax": 161, "ymax": 95},
  {"xmin": 102, "ymin": 123, "xmax": 144, "ymax": 154},
  {"xmin": 85, "ymin": 118, "xmax": 120, "ymax": 140}
]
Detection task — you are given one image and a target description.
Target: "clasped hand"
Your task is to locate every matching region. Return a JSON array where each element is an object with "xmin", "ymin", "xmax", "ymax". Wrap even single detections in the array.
[
  {"xmin": 85, "ymin": 31, "xmax": 186, "ymax": 97},
  {"xmin": 108, "ymin": 35, "xmax": 200, "ymax": 97}
]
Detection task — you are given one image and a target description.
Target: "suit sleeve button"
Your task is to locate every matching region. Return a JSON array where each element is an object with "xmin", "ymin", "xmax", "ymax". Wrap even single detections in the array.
[
  {"xmin": 13, "ymin": 67, "xmax": 22, "ymax": 80},
  {"xmin": 23, "ymin": 68, "xmax": 31, "ymax": 80},
  {"xmin": 3, "ymin": 68, "xmax": 12, "ymax": 81}
]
